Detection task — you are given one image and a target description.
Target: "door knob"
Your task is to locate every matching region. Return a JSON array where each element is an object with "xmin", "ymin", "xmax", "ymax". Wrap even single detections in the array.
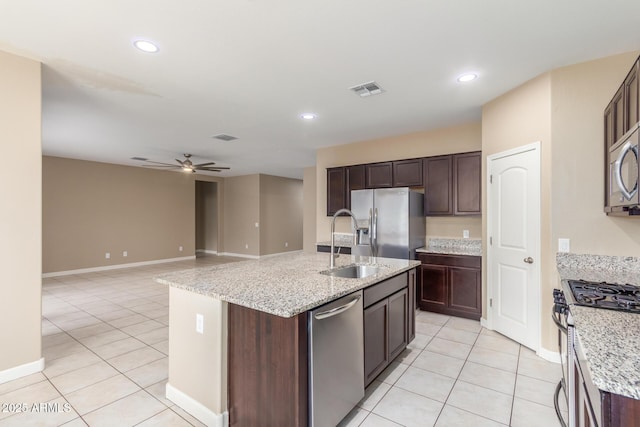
[{"xmin": 524, "ymin": 257, "xmax": 534, "ymax": 264}]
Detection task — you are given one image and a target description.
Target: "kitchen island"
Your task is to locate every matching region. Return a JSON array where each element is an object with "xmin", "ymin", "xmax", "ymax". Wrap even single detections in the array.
[{"xmin": 157, "ymin": 252, "xmax": 420, "ymax": 427}]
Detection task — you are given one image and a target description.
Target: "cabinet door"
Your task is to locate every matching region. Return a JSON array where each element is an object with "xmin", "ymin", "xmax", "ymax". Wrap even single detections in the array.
[
  {"xmin": 393, "ymin": 159, "xmax": 423, "ymax": 187},
  {"xmin": 625, "ymin": 61, "xmax": 639, "ymax": 133},
  {"xmin": 604, "ymin": 103, "xmax": 614, "ymax": 149},
  {"xmin": 423, "ymin": 156, "xmax": 453, "ymax": 215},
  {"xmin": 346, "ymin": 165, "xmax": 365, "ymax": 210},
  {"xmin": 418, "ymin": 264, "xmax": 447, "ymax": 312},
  {"xmin": 365, "ymin": 162, "xmax": 393, "ymax": 188},
  {"xmin": 453, "ymin": 152, "xmax": 481, "ymax": 215},
  {"xmin": 364, "ymin": 299, "xmax": 388, "ymax": 386},
  {"xmin": 449, "ymin": 266, "xmax": 481, "ymax": 320},
  {"xmin": 327, "ymin": 167, "xmax": 346, "ymax": 216},
  {"xmin": 388, "ymin": 289, "xmax": 408, "ymax": 361},
  {"xmin": 613, "ymin": 86, "xmax": 625, "ymax": 143},
  {"xmin": 407, "ymin": 268, "xmax": 416, "ymax": 344}
]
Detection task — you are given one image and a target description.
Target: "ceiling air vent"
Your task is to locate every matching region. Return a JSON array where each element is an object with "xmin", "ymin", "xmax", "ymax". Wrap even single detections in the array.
[
  {"xmin": 349, "ymin": 81, "xmax": 384, "ymax": 97},
  {"xmin": 212, "ymin": 134, "xmax": 238, "ymax": 141},
  {"xmin": 130, "ymin": 156, "xmax": 148, "ymax": 161}
]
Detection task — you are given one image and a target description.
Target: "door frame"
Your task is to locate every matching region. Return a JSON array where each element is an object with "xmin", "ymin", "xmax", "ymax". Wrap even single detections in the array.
[{"xmin": 485, "ymin": 141, "xmax": 542, "ymax": 352}]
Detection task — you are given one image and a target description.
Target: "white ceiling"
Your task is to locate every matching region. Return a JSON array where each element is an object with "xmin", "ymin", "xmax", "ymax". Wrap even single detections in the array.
[{"xmin": 1, "ymin": 1, "xmax": 639, "ymax": 179}]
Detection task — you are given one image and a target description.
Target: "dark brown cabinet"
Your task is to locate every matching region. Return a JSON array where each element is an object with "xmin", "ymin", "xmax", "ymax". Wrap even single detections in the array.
[
  {"xmin": 365, "ymin": 162, "xmax": 393, "ymax": 188},
  {"xmin": 346, "ymin": 165, "xmax": 366, "ymax": 209},
  {"xmin": 612, "ymin": 86, "xmax": 625, "ymax": 143},
  {"xmin": 423, "ymin": 152, "xmax": 481, "ymax": 216},
  {"xmin": 393, "ymin": 159, "xmax": 423, "ymax": 187},
  {"xmin": 624, "ymin": 60, "xmax": 639, "ymax": 134},
  {"xmin": 454, "ymin": 152, "xmax": 481, "ymax": 215},
  {"xmin": 363, "ymin": 270, "xmax": 415, "ymax": 386},
  {"xmin": 423, "ymin": 156, "xmax": 453, "ymax": 215},
  {"xmin": 417, "ymin": 254, "xmax": 481, "ymax": 320},
  {"xmin": 327, "ymin": 167, "xmax": 346, "ymax": 216}
]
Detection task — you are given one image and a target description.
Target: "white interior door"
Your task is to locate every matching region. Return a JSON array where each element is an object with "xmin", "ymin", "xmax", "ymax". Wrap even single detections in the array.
[{"xmin": 487, "ymin": 143, "xmax": 540, "ymax": 351}]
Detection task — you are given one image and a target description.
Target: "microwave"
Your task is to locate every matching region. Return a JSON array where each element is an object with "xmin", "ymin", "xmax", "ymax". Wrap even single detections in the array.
[{"xmin": 608, "ymin": 127, "xmax": 639, "ymax": 213}]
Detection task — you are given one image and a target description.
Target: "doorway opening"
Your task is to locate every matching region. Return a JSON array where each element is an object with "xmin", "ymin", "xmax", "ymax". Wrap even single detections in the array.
[{"xmin": 195, "ymin": 181, "xmax": 219, "ymax": 258}]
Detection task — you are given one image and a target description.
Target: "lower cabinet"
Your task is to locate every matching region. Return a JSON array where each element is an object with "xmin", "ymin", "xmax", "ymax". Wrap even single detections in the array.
[
  {"xmin": 363, "ymin": 270, "xmax": 415, "ymax": 386},
  {"xmin": 417, "ymin": 254, "xmax": 481, "ymax": 320}
]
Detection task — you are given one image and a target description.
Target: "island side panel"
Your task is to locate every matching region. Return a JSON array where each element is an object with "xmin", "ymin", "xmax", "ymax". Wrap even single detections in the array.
[
  {"xmin": 167, "ymin": 287, "xmax": 228, "ymax": 422},
  {"xmin": 228, "ymin": 303, "xmax": 308, "ymax": 427}
]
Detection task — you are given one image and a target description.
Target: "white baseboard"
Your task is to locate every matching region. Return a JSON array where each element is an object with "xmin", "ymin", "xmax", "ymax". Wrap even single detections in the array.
[
  {"xmin": 218, "ymin": 252, "xmax": 260, "ymax": 259},
  {"xmin": 42, "ymin": 256, "xmax": 196, "ymax": 278},
  {"xmin": 480, "ymin": 317, "xmax": 490, "ymax": 329},
  {"xmin": 537, "ymin": 346, "xmax": 561, "ymax": 364},
  {"xmin": 196, "ymin": 250, "xmax": 218, "ymax": 255},
  {"xmin": 0, "ymin": 358, "xmax": 44, "ymax": 385},
  {"xmin": 166, "ymin": 383, "xmax": 227, "ymax": 427}
]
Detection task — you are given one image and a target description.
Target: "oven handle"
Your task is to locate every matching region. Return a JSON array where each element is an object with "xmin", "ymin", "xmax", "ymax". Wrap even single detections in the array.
[
  {"xmin": 554, "ymin": 380, "xmax": 568, "ymax": 427},
  {"xmin": 551, "ymin": 307, "xmax": 567, "ymax": 334}
]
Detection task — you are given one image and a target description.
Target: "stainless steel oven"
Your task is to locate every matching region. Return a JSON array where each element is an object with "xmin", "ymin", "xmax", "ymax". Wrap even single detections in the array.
[{"xmin": 608, "ymin": 127, "xmax": 639, "ymax": 212}]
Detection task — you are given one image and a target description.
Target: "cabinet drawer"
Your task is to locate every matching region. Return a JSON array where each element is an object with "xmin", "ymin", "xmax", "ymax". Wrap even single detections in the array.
[
  {"xmin": 417, "ymin": 254, "xmax": 480, "ymax": 269},
  {"xmin": 363, "ymin": 272, "xmax": 408, "ymax": 308}
]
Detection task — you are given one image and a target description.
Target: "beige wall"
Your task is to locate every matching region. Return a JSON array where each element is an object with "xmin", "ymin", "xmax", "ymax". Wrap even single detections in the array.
[
  {"xmin": 0, "ymin": 51, "xmax": 42, "ymax": 373},
  {"xmin": 222, "ymin": 174, "xmax": 261, "ymax": 257},
  {"xmin": 303, "ymin": 167, "xmax": 317, "ymax": 252},
  {"xmin": 223, "ymin": 174, "xmax": 303, "ymax": 257},
  {"xmin": 550, "ymin": 51, "xmax": 640, "ymax": 256},
  {"xmin": 195, "ymin": 181, "xmax": 219, "ymax": 253},
  {"xmin": 482, "ymin": 72, "xmax": 553, "ymax": 350},
  {"xmin": 43, "ymin": 156, "xmax": 197, "ymax": 273},
  {"xmin": 259, "ymin": 175, "xmax": 303, "ymax": 255},
  {"xmin": 481, "ymin": 50, "xmax": 640, "ymax": 353},
  {"xmin": 315, "ymin": 122, "xmax": 482, "ymax": 241},
  {"xmin": 169, "ymin": 287, "xmax": 227, "ymax": 415}
]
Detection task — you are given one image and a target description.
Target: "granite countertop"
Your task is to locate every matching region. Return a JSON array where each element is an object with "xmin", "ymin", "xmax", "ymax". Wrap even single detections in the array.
[
  {"xmin": 316, "ymin": 233, "xmax": 354, "ymax": 248},
  {"xmin": 557, "ymin": 253, "xmax": 640, "ymax": 399},
  {"xmin": 156, "ymin": 252, "xmax": 420, "ymax": 318},
  {"xmin": 416, "ymin": 238, "xmax": 482, "ymax": 257}
]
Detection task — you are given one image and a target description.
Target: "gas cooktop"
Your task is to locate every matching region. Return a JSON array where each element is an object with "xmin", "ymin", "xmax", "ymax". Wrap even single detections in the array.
[{"xmin": 568, "ymin": 279, "xmax": 640, "ymax": 313}]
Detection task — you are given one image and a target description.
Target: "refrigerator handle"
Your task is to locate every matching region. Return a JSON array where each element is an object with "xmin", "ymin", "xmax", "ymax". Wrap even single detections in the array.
[{"xmin": 372, "ymin": 208, "xmax": 378, "ymax": 257}]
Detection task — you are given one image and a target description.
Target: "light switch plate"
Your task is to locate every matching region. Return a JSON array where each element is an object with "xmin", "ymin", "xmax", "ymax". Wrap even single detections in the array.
[
  {"xmin": 558, "ymin": 238, "xmax": 570, "ymax": 253},
  {"xmin": 463, "ymin": 230, "xmax": 470, "ymax": 239}
]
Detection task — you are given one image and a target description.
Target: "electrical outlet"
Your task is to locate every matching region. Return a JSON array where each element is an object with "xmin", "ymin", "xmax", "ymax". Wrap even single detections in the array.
[
  {"xmin": 285, "ymin": 242, "xmax": 288, "ymax": 247},
  {"xmin": 179, "ymin": 246, "xmax": 183, "ymax": 252},
  {"xmin": 245, "ymin": 244, "xmax": 249, "ymax": 249},
  {"xmin": 558, "ymin": 238, "xmax": 571, "ymax": 253},
  {"xmin": 196, "ymin": 313, "xmax": 204, "ymax": 334},
  {"xmin": 463, "ymin": 230, "xmax": 470, "ymax": 239},
  {"xmin": 122, "ymin": 251, "xmax": 127, "ymax": 257},
  {"xmin": 255, "ymin": 222, "xmax": 259, "ymax": 228},
  {"xmin": 105, "ymin": 252, "xmax": 110, "ymax": 259}
]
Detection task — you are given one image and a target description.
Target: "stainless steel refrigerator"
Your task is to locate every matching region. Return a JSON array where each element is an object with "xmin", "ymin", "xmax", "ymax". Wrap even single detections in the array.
[{"xmin": 351, "ymin": 187, "xmax": 425, "ymax": 259}]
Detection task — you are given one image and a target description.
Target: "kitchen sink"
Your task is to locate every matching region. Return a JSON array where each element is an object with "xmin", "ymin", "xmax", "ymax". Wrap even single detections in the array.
[{"xmin": 320, "ymin": 265, "xmax": 381, "ymax": 279}]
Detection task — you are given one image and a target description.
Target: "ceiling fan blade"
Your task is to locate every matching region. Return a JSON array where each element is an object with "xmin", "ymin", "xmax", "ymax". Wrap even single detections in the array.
[
  {"xmin": 175, "ymin": 159, "xmax": 185, "ymax": 166},
  {"xmin": 198, "ymin": 166, "xmax": 230, "ymax": 170},
  {"xmin": 194, "ymin": 162, "xmax": 217, "ymax": 167},
  {"xmin": 141, "ymin": 164, "xmax": 179, "ymax": 168},
  {"xmin": 144, "ymin": 160, "xmax": 178, "ymax": 167}
]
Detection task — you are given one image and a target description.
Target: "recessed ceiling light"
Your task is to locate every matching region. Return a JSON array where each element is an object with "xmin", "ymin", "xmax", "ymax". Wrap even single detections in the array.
[
  {"xmin": 301, "ymin": 113, "xmax": 317, "ymax": 120},
  {"xmin": 133, "ymin": 39, "xmax": 159, "ymax": 53},
  {"xmin": 457, "ymin": 73, "xmax": 478, "ymax": 83}
]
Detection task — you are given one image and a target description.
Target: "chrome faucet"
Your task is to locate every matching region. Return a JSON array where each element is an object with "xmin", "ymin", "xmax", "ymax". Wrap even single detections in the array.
[{"xmin": 330, "ymin": 208, "xmax": 358, "ymax": 269}]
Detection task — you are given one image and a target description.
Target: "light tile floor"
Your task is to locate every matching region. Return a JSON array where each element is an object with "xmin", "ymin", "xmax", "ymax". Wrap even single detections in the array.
[{"xmin": 0, "ymin": 255, "xmax": 565, "ymax": 426}]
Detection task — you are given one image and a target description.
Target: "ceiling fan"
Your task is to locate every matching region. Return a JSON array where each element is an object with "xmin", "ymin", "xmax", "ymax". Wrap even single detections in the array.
[{"xmin": 140, "ymin": 154, "xmax": 230, "ymax": 173}]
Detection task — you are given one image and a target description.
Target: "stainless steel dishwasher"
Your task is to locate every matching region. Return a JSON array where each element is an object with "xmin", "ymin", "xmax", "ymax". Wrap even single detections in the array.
[{"xmin": 309, "ymin": 290, "xmax": 364, "ymax": 427}]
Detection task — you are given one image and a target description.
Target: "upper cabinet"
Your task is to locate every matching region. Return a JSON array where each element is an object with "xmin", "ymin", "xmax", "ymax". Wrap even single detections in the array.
[
  {"xmin": 453, "ymin": 152, "xmax": 481, "ymax": 215},
  {"xmin": 624, "ymin": 60, "xmax": 639, "ymax": 134},
  {"xmin": 365, "ymin": 162, "xmax": 394, "ymax": 188},
  {"xmin": 393, "ymin": 159, "xmax": 423, "ymax": 187},
  {"xmin": 326, "ymin": 167, "xmax": 346, "ymax": 216},
  {"xmin": 423, "ymin": 156, "xmax": 453, "ymax": 215},
  {"xmin": 326, "ymin": 152, "xmax": 481, "ymax": 216},
  {"xmin": 423, "ymin": 152, "xmax": 481, "ymax": 216}
]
